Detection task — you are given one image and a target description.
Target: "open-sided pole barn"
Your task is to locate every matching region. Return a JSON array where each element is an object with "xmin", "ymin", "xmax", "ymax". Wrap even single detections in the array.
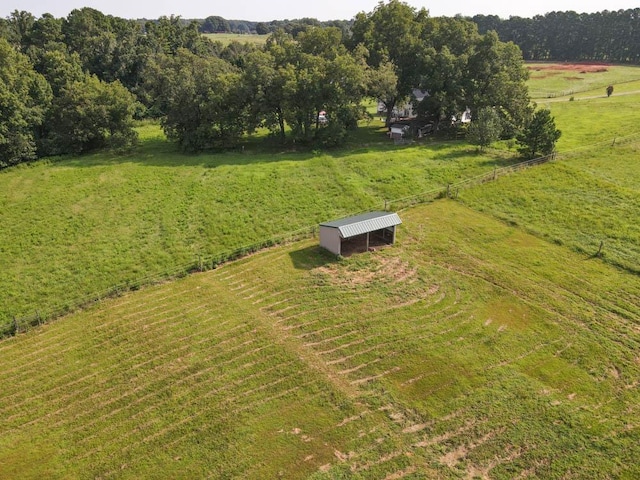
[{"xmin": 319, "ymin": 211, "xmax": 402, "ymax": 256}]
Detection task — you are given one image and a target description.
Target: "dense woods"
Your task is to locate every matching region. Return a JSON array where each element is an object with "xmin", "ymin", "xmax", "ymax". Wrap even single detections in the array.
[
  {"xmin": 3, "ymin": 0, "xmax": 630, "ymax": 166},
  {"xmin": 473, "ymin": 9, "xmax": 640, "ymax": 63}
]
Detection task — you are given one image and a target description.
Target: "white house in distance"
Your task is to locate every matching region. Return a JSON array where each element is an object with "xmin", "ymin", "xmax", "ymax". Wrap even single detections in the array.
[
  {"xmin": 319, "ymin": 211, "xmax": 402, "ymax": 256},
  {"xmin": 378, "ymin": 89, "xmax": 429, "ymax": 119},
  {"xmin": 453, "ymin": 107, "xmax": 472, "ymax": 125}
]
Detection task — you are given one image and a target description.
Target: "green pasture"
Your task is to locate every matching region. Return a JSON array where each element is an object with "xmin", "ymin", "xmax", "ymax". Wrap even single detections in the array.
[
  {"xmin": 543, "ymin": 90, "xmax": 640, "ymax": 150},
  {"xmin": 203, "ymin": 32, "xmax": 270, "ymax": 46},
  {"xmin": 0, "ymin": 200, "xmax": 637, "ymax": 478},
  {"xmin": 2, "ymin": 63, "xmax": 640, "ymax": 331},
  {"xmin": 526, "ymin": 62, "xmax": 640, "ymax": 99},
  {"xmin": 459, "ymin": 140, "xmax": 640, "ymax": 273},
  {"xmin": 457, "ymin": 87, "xmax": 640, "ymax": 274},
  {"xmin": 2, "ymin": 58, "xmax": 640, "ymax": 479},
  {"xmin": 0, "ymin": 124, "xmax": 513, "ymax": 329}
]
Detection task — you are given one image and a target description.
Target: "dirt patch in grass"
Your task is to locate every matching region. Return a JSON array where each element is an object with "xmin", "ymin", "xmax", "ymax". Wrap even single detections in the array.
[{"xmin": 318, "ymin": 257, "xmax": 418, "ymax": 286}]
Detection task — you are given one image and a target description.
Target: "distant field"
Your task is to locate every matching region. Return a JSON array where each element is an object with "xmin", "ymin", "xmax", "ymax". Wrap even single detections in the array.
[
  {"xmin": 527, "ymin": 62, "xmax": 640, "ymax": 98},
  {"xmin": 1, "ymin": 200, "xmax": 637, "ymax": 478},
  {"xmin": 203, "ymin": 32, "xmax": 269, "ymax": 46},
  {"xmin": 538, "ymin": 88, "xmax": 640, "ymax": 150}
]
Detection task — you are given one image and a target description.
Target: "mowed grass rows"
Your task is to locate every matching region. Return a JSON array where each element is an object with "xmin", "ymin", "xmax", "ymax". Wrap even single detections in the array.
[{"xmin": 1, "ymin": 201, "xmax": 638, "ymax": 478}]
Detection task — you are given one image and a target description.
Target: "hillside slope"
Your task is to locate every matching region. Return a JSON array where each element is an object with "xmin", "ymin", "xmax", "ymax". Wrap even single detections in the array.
[{"xmin": 1, "ymin": 200, "xmax": 638, "ymax": 479}]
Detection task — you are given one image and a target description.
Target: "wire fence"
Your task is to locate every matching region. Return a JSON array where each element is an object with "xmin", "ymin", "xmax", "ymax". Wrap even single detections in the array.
[
  {"xmin": 1, "ymin": 226, "xmax": 317, "ymax": 339},
  {"xmin": 3, "ymin": 135, "xmax": 639, "ymax": 339},
  {"xmin": 385, "ymin": 153, "xmax": 557, "ymax": 212},
  {"xmin": 529, "ymin": 78, "xmax": 640, "ymax": 99}
]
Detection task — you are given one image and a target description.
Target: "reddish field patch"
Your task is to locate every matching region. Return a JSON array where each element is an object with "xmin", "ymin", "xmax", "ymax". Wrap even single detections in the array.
[{"xmin": 529, "ymin": 62, "xmax": 611, "ymax": 74}]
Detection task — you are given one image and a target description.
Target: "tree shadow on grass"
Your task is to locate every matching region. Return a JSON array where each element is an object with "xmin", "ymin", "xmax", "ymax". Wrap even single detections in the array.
[
  {"xmin": 477, "ymin": 154, "xmax": 524, "ymax": 169},
  {"xmin": 289, "ymin": 245, "xmax": 338, "ymax": 270},
  {"xmin": 54, "ymin": 123, "xmax": 489, "ymax": 169}
]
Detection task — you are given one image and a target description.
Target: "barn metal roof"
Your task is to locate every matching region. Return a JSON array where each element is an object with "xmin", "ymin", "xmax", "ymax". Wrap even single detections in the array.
[{"xmin": 320, "ymin": 211, "xmax": 402, "ymax": 239}]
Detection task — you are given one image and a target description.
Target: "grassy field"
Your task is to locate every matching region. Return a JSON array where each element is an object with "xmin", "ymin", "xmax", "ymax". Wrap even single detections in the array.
[
  {"xmin": 1, "ymin": 62, "xmax": 640, "ymax": 478},
  {"xmin": 457, "ymin": 85, "xmax": 640, "ymax": 273},
  {"xmin": 459, "ymin": 141, "xmax": 640, "ymax": 273},
  {"xmin": 3, "ymin": 70, "xmax": 640, "ymax": 331},
  {"xmin": 0, "ymin": 124, "xmax": 516, "ymax": 330},
  {"xmin": 543, "ymin": 90, "xmax": 640, "ymax": 151},
  {"xmin": 203, "ymin": 33, "xmax": 270, "ymax": 46},
  {"xmin": 527, "ymin": 62, "xmax": 640, "ymax": 99},
  {"xmin": 0, "ymin": 200, "xmax": 637, "ymax": 478}
]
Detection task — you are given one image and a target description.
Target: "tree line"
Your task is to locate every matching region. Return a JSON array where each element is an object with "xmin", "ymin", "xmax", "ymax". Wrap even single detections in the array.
[
  {"xmin": 199, "ymin": 15, "xmax": 352, "ymax": 38},
  {"xmin": 196, "ymin": 9, "xmax": 640, "ymax": 64},
  {"xmin": 1, "ymin": 1, "xmax": 563, "ymax": 169},
  {"xmin": 472, "ymin": 9, "xmax": 640, "ymax": 63}
]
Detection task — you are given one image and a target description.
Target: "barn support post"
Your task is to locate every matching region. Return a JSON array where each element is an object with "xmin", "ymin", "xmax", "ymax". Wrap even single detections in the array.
[{"xmin": 366, "ymin": 232, "xmax": 370, "ymax": 252}]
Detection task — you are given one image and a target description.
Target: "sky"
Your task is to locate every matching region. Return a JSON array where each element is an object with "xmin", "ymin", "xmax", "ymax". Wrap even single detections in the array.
[{"xmin": 2, "ymin": 0, "xmax": 638, "ymax": 21}]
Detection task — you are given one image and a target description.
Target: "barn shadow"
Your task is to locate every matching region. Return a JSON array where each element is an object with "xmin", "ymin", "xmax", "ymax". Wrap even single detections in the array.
[{"xmin": 289, "ymin": 245, "xmax": 338, "ymax": 270}]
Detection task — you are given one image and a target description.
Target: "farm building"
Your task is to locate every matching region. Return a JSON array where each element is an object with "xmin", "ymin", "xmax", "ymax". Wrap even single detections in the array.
[
  {"xmin": 388, "ymin": 123, "xmax": 411, "ymax": 141},
  {"xmin": 319, "ymin": 211, "xmax": 402, "ymax": 256}
]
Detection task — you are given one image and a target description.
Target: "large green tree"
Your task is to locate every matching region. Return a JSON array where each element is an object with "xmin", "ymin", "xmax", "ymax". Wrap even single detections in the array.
[
  {"xmin": 244, "ymin": 28, "xmax": 366, "ymax": 146},
  {"xmin": 464, "ymin": 31, "xmax": 531, "ymax": 137},
  {"xmin": 466, "ymin": 107, "xmax": 502, "ymax": 150},
  {"xmin": 417, "ymin": 18, "xmax": 530, "ymax": 134},
  {"xmin": 243, "ymin": 37, "xmax": 294, "ymax": 142},
  {"xmin": 62, "ymin": 8, "xmax": 117, "ymax": 79},
  {"xmin": 148, "ymin": 49, "xmax": 246, "ymax": 151},
  {"xmin": 42, "ymin": 75, "xmax": 137, "ymax": 155},
  {"xmin": 0, "ymin": 37, "xmax": 51, "ymax": 168},
  {"xmin": 350, "ymin": 0, "xmax": 427, "ymax": 126},
  {"xmin": 517, "ymin": 108, "xmax": 561, "ymax": 159},
  {"xmin": 200, "ymin": 16, "xmax": 230, "ymax": 34},
  {"xmin": 143, "ymin": 16, "xmax": 215, "ymax": 57},
  {"xmin": 285, "ymin": 27, "xmax": 366, "ymax": 144}
]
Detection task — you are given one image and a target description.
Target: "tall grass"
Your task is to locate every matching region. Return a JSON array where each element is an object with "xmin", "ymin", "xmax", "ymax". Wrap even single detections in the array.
[{"xmin": 0, "ymin": 124, "xmax": 513, "ymax": 329}]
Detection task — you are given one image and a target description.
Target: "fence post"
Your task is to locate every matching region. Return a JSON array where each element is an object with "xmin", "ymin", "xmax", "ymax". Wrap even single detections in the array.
[
  {"xmin": 612, "ymin": 137, "xmax": 616, "ymax": 147},
  {"xmin": 446, "ymin": 184, "xmax": 451, "ymax": 198},
  {"xmin": 493, "ymin": 167, "xmax": 497, "ymax": 181}
]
